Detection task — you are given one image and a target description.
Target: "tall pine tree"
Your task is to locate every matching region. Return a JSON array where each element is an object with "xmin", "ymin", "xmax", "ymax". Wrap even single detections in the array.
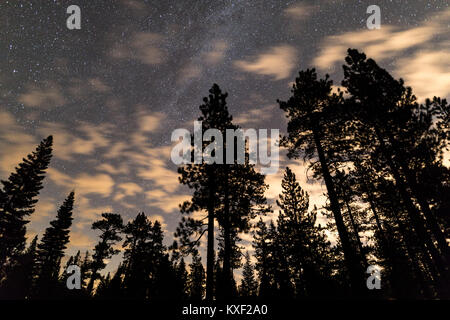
[
  {"xmin": 0, "ymin": 136, "xmax": 53, "ymax": 273},
  {"xmin": 34, "ymin": 191, "xmax": 74, "ymax": 298}
]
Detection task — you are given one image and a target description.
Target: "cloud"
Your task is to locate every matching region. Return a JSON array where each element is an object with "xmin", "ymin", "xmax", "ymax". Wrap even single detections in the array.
[
  {"xmin": 137, "ymin": 157, "xmax": 180, "ymax": 193},
  {"xmin": 73, "ymin": 196, "xmax": 114, "ymax": 228},
  {"xmin": 69, "ymin": 230, "xmax": 96, "ymax": 248},
  {"xmin": 104, "ymin": 142, "xmax": 128, "ymax": 159},
  {"xmin": 204, "ymin": 40, "xmax": 228, "ymax": 65},
  {"xmin": 131, "ymin": 110, "xmax": 166, "ymax": 146},
  {"xmin": 178, "ymin": 64, "xmax": 202, "ymax": 84},
  {"xmin": 233, "ymin": 104, "xmax": 279, "ymax": 126},
  {"xmin": 18, "ymin": 82, "xmax": 66, "ymax": 108},
  {"xmin": 147, "ymin": 214, "xmax": 168, "ymax": 232},
  {"xmin": 114, "ymin": 182, "xmax": 143, "ymax": 201},
  {"xmin": 97, "ymin": 163, "xmax": 129, "ymax": 175},
  {"xmin": 234, "ymin": 45, "xmax": 298, "ymax": 80},
  {"xmin": 396, "ymin": 49, "xmax": 450, "ymax": 100},
  {"xmin": 31, "ymin": 199, "xmax": 56, "ymax": 223},
  {"xmin": 138, "ymin": 111, "xmax": 166, "ymax": 133},
  {"xmin": 145, "ymin": 189, "xmax": 190, "ymax": 213},
  {"xmin": 47, "ymin": 168, "xmax": 72, "ymax": 187},
  {"xmin": 0, "ymin": 110, "xmax": 37, "ymax": 176},
  {"xmin": 74, "ymin": 173, "xmax": 115, "ymax": 197},
  {"xmin": 38, "ymin": 121, "xmax": 112, "ymax": 161},
  {"xmin": 126, "ymin": 144, "xmax": 180, "ymax": 194},
  {"xmin": 314, "ymin": 25, "xmax": 434, "ymax": 70},
  {"xmin": 110, "ymin": 32, "xmax": 166, "ymax": 65},
  {"xmin": 313, "ymin": 9, "xmax": 450, "ymax": 101},
  {"xmin": 284, "ymin": 3, "xmax": 315, "ymax": 20},
  {"xmin": 88, "ymin": 78, "xmax": 110, "ymax": 93},
  {"xmin": 47, "ymin": 168, "xmax": 114, "ymax": 198}
]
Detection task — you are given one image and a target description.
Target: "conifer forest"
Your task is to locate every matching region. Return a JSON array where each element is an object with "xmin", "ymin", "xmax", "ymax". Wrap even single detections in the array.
[{"xmin": 0, "ymin": 1, "xmax": 449, "ymax": 311}]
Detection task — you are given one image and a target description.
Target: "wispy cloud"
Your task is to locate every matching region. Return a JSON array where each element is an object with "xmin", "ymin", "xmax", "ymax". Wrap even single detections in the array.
[
  {"xmin": 18, "ymin": 82, "xmax": 66, "ymax": 109},
  {"xmin": 284, "ymin": 3, "xmax": 315, "ymax": 20},
  {"xmin": 0, "ymin": 110, "xmax": 36, "ymax": 175},
  {"xmin": 314, "ymin": 9, "xmax": 450, "ymax": 101},
  {"xmin": 234, "ymin": 45, "xmax": 298, "ymax": 80},
  {"xmin": 396, "ymin": 49, "xmax": 450, "ymax": 100},
  {"xmin": 110, "ymin": 32, "xmax": 166, "ymax": 65},
  {"xmin": 204, "ymin": 40, "xmax": 228, "ymax": 65},
  {"xmin": 114, "ymin": 182, "xmax": 143, "ymax": 201},
  {"xmin": 38, "ymin": 122, "xmax": 112, "ymax": 161}
]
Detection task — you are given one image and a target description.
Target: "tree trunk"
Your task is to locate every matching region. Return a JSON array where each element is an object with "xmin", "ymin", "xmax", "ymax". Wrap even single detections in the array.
[
  {"xmin": 343, "ymin": 197, "xmax": 368, "ymax": 268},
  {"xmin": 86, "ymin": 267, "xmax": 97, "ymax": 295},
  {"xmin": 387, "ymin": 132, "xmax": 449, "ymax": 256},
  {"xmin": 222, "ymin": 165, "xmax": 232, "ymax": 299},
  {"xmin": 373, "ymin": 127, "xmax": 446, "ymax": 275},
  {"xmin": 312, "ymin": 127, "xmax": 365, "ymax": 294},
  {"xmin": 205, "ymin": 167, "xmax": 215, "ymax": 301}
]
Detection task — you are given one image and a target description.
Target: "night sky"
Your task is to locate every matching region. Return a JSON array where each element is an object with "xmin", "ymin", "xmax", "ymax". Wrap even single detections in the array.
[{"xmin": 1, "ymin": 0, "xmax": 449, "ymax": 272}]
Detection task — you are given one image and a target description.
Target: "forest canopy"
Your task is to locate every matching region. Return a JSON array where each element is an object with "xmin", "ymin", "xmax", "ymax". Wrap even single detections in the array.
[{"xmin": 0, "ymin": 49, "xmax": 448, "ymax": 300}]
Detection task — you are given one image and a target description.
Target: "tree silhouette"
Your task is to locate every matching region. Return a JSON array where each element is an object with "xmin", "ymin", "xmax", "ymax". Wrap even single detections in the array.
[
  {"xmin": 342, "ymin": 48, "xmax": 450, "ymax": 297},
  {"xmin": 252, "ymin": 219, "xmax": 277, "ymax": 298},
  {"xmin": 174, "ymin": 258, "xmax": 189, "ymax": 300},
  {"xmin": 278, "ymin": 70, "xmax": 366, "ymax": 294},
  {"xmin": 121, "ymin": 212, "xmax": 154, "ymax": 298},
  {"xmin": 0, "ymin": 235, "xmax": 38, "ymax": 299},
  {"xmin": 1, "ymin": 47, "xmax": 449, "ymax": 301},
  {"xmin": 87, "ymin": 213, "xmax": 123, "ymax": 295},
  {"xmin": 0, "ymin": 136, "xmax": 53, "ymax": 275},
  {"xmin": 33, "ymin": 191, "xmax": 74, "ymax": 298},
  {"xmin": 276, "ymin": 167, "xmax": 336, "ymax": 298},
  {"xmin": 188, "ymin": 249, "xmax": 206, "ymax": 300},
  {"xmin": 176, "ymin": 84, "xmax": 233, "ymax": 300},
  {"xmin": 176, "ymin": 83, "xmax": 269, "ymax": 300},
  {"xmin": 239, "ymin": 251, "xmax": 258, "ymax": 298}
]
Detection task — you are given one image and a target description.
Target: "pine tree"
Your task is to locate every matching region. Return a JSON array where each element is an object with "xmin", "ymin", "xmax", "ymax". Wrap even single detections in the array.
[
  {"xmin": 0, "ymin": 235, "xmax": 38, "ymax": 299},
  {"xmin": 122, "ymin": 212, "xmax": 154, "ymax": 298},
  {"xmin": 341, "ymin": 48, "xmax": 450, "ymax": 296},
  {"xmin": 176, "ymin": 84, "xmax": 269, "ymax": 300},
  {"xmin": 80, "ymin": 251, "xmax": 92, "ymax": 290},
  {"xmin": 174, "ymin": 258, "xmax": 189, "ymax": 300},
  {"xmin": 239, "ymin": 251, "xmax": 258, "ymax": 298},
  {"xmin": 276, "ymin": 167, "xmax": 336, "ymax": 297},
  {"xmin": 87, "ymin": 213, "xmax": 123, "ymax": 295},
  {"xmin": 176, "ymin": 84, "xmax": 234, "ymax": 300},
  {"xmin": 145, "ymin": 221, "xmax": 177, "ymax": 301},
  {"xmin": 188, "ymin": 249, "xmax": 206, "ymax": 301},
  {"xmin": 278, "ymin": 69, "xmax": 366, "ymax": 294},
  {"xmin": 33, "ymin": 191, "xmax": 74, "ymax": 298},
  {"xmin": 252, "ymin": 219, "xmax": 276, "ymax": 298},
  {"xmin": 95, "ymin": 264, "xmax": 126, "ymax": 299},
  {"xmin": 0, "ymin": 136, "xmax": 53, "ymax": 273}
]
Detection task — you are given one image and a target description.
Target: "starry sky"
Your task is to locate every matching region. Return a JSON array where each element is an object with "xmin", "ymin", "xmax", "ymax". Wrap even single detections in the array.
[{"xmin": 1, "ymin": 0, "xmax": 449, "ymax": 272}]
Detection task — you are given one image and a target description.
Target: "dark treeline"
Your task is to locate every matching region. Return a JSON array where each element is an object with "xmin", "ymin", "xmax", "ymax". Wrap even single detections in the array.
[{"xmin": 0, "ymin": 49, "xmax": 448, "ymax": 300}]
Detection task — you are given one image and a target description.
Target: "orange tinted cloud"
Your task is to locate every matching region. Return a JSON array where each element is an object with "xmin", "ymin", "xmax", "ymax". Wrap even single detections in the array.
[
  {"xmin": 110, "ymin": 32, "xmax": 166, "ymax": 65},
  {"xmin": 314, "ymin": 9, "xmax": 450, "ymax": 101},
  {"xmin": 47, "ymin": 168, "xmax": 114, "ymax": 198},
  {"xmin": 204, "ymin": 40, "xmax": 228, "ymax": 65},
  {"xmin": 18, "ymin": 82, "xmax": 66, "ymax": 108},
  {"xmin": 284, "ymin": 3, "xmax": 315, "ymax": 20},
  {"xmin": 38, "ymin": 122, "xmax": 112, "ymax": 161},
  {"xmin": 234, "ymin": 45, "xmax": 298, "ymax": 80},
  {"xmin": 0, "ymin": 110, "xmax": 37, "ymax": 175},
  {"xmin": 31, "ymin": 199, "xmax": 56, "ymax": 223}
]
